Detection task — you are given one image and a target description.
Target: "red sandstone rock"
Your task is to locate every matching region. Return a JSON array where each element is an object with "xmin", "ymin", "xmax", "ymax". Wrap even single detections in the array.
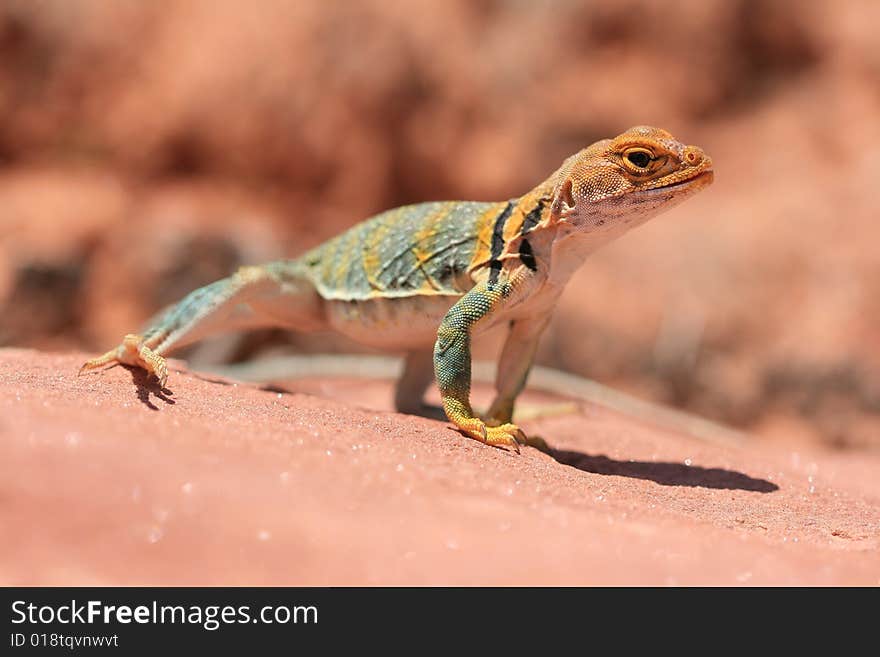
[{"xmin": 2, "ymin": 348, "xmax": 877, "ymax": 585}]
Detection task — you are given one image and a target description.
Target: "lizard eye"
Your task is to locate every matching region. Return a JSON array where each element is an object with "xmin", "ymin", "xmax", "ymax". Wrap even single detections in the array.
[{"xmin": 625, "ymin": 149, "xmax": 652, "ymax": 169}]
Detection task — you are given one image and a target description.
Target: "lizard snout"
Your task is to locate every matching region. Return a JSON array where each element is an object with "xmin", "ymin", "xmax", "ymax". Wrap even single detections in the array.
[{"xmin": 682, "ymin": 145, "xmax": 711, "ymax": 169}]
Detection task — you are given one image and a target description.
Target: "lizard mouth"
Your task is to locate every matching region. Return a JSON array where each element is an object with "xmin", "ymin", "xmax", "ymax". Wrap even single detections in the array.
[
  {"xmin": 635, "ymin": 169, "xmax": 714, "ymax": 199},
  {"xmin": 660, "ymin": 168, "xmax": 714, "ymax": 191}
]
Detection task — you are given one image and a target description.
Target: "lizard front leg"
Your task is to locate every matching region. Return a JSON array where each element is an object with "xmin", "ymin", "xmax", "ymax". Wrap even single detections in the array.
[
  {"xmin": 484, "ymin": 316, "xmax": 551, "ymax": 426},
  {"xmin": 481, "ymin": 316, "xmax": 554, "ymax": 452},
  {"xmin": 394, "ymin": 350, "xmax": 444, "ymax": 419},
  {"xmin": 433, "ymin": 278, "xmax": 528, "ymax": 452}
]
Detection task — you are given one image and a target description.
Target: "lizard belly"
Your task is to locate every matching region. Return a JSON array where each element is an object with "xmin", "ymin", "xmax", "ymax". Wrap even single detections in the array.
[{"xmin": 324, "ymin": 295, "xmax": 460, "ymax": 350}]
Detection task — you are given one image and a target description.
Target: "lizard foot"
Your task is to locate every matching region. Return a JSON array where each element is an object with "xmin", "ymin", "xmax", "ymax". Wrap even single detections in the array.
[
  {"xmin": 481, "ymin": 407, "xmax": 553, "ymax": 453},
  {"xmin": 517, "ymin": 433, "xmax": 551, "ymax": 452},
  {"xmin": 453, "ymin": 418, "xmax": 525, "ymax": 454},
  {"xmin": 486, "ymin": 421, "xmax": 550, "ymax": 452},
  {"xmin": 79, "ymin": 334, "xmax": 169, "ymax": 388}
]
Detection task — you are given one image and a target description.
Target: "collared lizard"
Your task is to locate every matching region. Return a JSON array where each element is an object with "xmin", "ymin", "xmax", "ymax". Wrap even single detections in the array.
[{"xmin": 80, "ymin": 126, "xmax": 714, "ymax": 452}]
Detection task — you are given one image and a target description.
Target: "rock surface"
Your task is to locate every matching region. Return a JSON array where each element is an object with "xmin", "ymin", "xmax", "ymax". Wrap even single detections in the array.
[{"xmin": 1, "ymin": 348, "xmax": 878, "ymax": 585}]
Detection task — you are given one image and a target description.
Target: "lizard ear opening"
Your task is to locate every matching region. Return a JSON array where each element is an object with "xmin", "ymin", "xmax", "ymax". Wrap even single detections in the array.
[{"xmin": 550, "ymin": 178, "xmax": 575, "ymax": 219}]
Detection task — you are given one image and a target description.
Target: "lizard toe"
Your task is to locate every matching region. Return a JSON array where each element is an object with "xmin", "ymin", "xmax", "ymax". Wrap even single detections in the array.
[
  {"xmin": 482, "ymin": 423, "xmax": 523, "ymax": 454},
  {"xmin": 78, "ymin": 348, "xmax": 122, "ymax": 375},
  {"xmin": 452, "ymin": 418, "xmax": 521, "ymax": 453},
  {"xmin": 80, "ymin": 334, "xmax": 169, "ymax": 387}
]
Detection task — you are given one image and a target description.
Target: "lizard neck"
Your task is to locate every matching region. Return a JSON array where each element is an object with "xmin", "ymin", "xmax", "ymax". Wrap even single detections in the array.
[
  {"xmin": 513, "ymin": 220, "xmax": 616, "ymax": 292},
  {"xmin": 524, "ymin": 172, "xmax": 682, "ymax": 287},
  {"xmin": 543, "ymin": 209, "xmax": 653, "ymax": 286},
  {"xmin": 469, "ymin": 176, "xmax": 675, "ymax": 291}
]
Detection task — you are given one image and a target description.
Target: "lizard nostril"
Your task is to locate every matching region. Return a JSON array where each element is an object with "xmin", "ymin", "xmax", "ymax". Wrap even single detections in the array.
[{"xmin": 683, "ymin": 147, "xmax": 704, "ymax": 166}]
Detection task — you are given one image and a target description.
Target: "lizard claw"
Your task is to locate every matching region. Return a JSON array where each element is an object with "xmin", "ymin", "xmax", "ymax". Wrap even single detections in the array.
[
  {"xmin": 79, "ymin": 334, "xmax": 169, "ymax": 388},
  {"xmin": 79, "ymin": 348, "xmax": 124, "ymax": 376},
  {"xmin": 455, "ymin": 418, "xmax": 524, "ymax": 454}
]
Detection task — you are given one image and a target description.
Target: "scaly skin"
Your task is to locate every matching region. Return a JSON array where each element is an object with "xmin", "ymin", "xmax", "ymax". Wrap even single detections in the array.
[{"xmin": 81, "ymin": 126, "xmax": 713, "ymax": 452}]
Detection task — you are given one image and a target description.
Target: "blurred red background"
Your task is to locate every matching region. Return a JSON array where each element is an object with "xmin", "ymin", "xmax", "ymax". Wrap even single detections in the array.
[{"xmin": 1, "ymin": 0, "xmax": 878, "ymax": 449}]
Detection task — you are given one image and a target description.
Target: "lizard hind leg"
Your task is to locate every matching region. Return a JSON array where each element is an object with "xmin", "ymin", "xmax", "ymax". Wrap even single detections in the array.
[
  {"xmin": 79, "ymin": 333, "xmax": 169, "ymax": 387},
  {"xmin": 79, "ymin": 260, "xmax": 325, "ymax": 387}
]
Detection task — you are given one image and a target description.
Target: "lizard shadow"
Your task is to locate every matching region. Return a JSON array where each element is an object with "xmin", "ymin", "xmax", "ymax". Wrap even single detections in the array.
[
  {"xmin": 122, "ymin": 365, "xmax": 176, "ymax": 411},
  {"xmin": 548, "ymin": 448, "xmax": 779, "ymax": 492}
]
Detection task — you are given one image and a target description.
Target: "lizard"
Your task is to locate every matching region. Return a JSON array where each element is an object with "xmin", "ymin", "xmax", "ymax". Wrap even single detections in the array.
[{"xmin": 80, "ymin": 125, "xmax": 714, "ymax": 453}]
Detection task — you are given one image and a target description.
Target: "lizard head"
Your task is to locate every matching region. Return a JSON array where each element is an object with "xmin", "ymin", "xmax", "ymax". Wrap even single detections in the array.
[{"xmin": 549, "ymin": 125, "xmax": 713, "ymax": 235}]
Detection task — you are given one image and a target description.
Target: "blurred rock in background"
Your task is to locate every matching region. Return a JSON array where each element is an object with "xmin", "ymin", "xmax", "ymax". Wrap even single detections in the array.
[{"xmin": 1, "ymin": 0, "xmax": 878, "ymax": 449}]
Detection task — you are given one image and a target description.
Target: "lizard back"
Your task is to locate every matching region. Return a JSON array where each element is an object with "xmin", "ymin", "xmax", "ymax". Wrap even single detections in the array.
[{"xmin": 300, "ymin": 201, "xmax": 506, "ymax": 301}]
